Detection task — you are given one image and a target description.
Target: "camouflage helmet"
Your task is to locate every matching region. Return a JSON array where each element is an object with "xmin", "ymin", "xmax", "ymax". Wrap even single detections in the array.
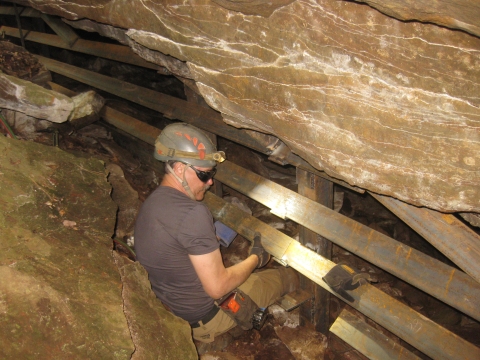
[{"xmin": 154, "ymin": 123, "xmax": 225, "ymax": 167}]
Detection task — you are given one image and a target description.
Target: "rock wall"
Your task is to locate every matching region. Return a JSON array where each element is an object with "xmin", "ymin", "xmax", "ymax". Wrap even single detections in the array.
[
  {"xmin": 11, "ymin": 0, "xmax": 480, "ymax": 213},
  {"xmin": 0, "ymin": 135, "xmax": 197, "ymax": 359}
]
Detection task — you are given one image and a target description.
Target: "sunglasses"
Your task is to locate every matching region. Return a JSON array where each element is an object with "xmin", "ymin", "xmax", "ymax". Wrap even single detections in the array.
[{"xmin": 189, "ymin": 165, "xmax": 217, "ymax": 182}]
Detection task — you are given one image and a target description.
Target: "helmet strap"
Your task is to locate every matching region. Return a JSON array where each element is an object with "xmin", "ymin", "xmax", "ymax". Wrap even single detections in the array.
[
  {"xmin": 155, "ymin": 140, "xmax": 226, "ymax": 163},
  {"xmin": 166, "ymin": 163, "xmax": 196, "ymax": 200}
]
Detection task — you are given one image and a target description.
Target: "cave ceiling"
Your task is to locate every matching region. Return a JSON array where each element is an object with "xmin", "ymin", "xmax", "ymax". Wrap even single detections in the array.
[{"xmin": 9, "ymin": 0, "xmax": 480, "ymax": 214}]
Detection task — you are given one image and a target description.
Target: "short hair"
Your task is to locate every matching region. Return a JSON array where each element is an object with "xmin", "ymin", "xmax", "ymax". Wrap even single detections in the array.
[{"xmin": 165, "ymin": 160, "xmax": 178, "ymax": 174}]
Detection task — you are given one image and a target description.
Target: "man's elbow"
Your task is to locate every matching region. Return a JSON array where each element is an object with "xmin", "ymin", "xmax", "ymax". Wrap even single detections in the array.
[{"xmin": 204, "ymin": 285, "xmax": 228, "ymax": 299}]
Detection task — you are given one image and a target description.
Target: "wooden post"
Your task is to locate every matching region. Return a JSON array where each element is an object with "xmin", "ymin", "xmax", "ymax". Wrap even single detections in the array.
[{"xmin": 297, "ymin": 168, "xmax": 334, "ymax": 334}]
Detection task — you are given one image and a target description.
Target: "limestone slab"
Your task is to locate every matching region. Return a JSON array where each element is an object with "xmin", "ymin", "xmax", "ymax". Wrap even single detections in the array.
[{"xmin": 9, "ymin": 0, "xmax": 480, "ymax": 212}]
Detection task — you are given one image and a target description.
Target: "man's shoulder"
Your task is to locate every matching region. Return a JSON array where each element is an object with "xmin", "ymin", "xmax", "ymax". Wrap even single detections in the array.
[
  {"xmin": 146, "ymin": 186, "xmax": 190, "ymax": 205},
  {"xmin": 146, "ymin": 186, "xmax": 210, "ymax": 215},
  {"xmin": 151, "ymin": 185, "xmax": 187, "ymax": 198}
]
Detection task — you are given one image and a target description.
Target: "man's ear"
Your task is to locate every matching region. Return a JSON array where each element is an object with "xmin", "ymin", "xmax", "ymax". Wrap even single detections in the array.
[{"xmin": 173, "ymin": 162, "xmax": 185, "ymax": 175}]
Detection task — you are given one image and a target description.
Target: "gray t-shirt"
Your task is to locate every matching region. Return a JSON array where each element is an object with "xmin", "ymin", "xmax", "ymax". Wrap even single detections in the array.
[{"xmin": 134, "ymin": 186, "xmax": 219, "ymax": 323}]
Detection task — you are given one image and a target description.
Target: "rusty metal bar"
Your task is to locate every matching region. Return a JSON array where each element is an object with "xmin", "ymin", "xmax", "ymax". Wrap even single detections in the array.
[
  {"xmin": 0, "ymin": 6, "xmax": 41, "ymax": 17},
  {"xmin": 33, "ymin": 55, "xmax": 363, "ymax": 192},
  {"xmin": 330, "ymin": 309, "xmax": 422, "ymax": 360},
  {"xmin": 204, "ymin": 192, "xmax": 480, "ymax": 360},
  {"xmin": 373, "ymin": 193, "xmax": 480, "ymax": 284},
  {"xmin": 2, "ymin": 26, "xmax": 160, "ymax": 70},
  {"xmin": 12, "ymin": 3, "xmax": 25, "ymax": 49},
  {"xmin": 50, "ymin": 77, "xmax": 480, "ymax": 322},
  {"xmin": 48, "ymin": 82, "xmax": 160, "ymax": 145},
  {"xmin": 39, "ymin": 14, "xmax": 79, "ymax": 47},
  {"xmin": 101, "ymin": 107, "xmax": 160, "ymax": 146},
  {"xmin": 48, "ymin": 77, "xmax": 480, "ymax": 321},
  {"xmin": 37, "ymin": 56, "xmax": 276, "ymax": 152},
  {"xmin": 288, "ymin": 153, "xmax": 364, "ymax": 193},
  {"xmin": 47, "ymin": 80, "xmax": 479, "ymax": 357},
  {"xmin": 268, "ymin": 141, "xmax": 363, "ymax": 193},
  {"xmin": 6, "ymin": 22, "xmax": 348, "ymax": 193},
  {"xmin": 214, "ymin": 160, "xmax": 480, "ymax": 321}
]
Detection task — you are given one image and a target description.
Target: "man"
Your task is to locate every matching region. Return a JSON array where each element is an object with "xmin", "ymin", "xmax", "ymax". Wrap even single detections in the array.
[{"xmin": 134, "ymin": 122, "xmax": 297, "ymax": 344}]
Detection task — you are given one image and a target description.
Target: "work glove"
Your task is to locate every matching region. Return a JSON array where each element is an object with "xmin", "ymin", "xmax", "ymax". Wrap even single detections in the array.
[
  {"xmin": 322, "ymin": 262, "xmax": 375, "ymax": 302},
  {"xmin": 249, "ymin": 232, "xmax": 270, "ymax": 268}
]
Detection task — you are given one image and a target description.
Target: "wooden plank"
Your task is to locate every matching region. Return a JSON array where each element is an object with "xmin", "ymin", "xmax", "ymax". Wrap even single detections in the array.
[
  {"xmin": 330, "ymin": 309, "xmax": 422, "ymax": 360},
  {"xmin": 48, "ymin": 82, "xmax": 160, "ymax": 146}
]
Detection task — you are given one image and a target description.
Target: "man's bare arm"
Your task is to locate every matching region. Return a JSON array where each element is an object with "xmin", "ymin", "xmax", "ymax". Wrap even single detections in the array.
[{"xmin": 189, "ymin": 249, "xmax": 258, "ymax": 299}]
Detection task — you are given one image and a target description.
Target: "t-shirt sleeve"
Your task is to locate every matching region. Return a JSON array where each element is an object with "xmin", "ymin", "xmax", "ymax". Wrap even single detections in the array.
[{"xmin": 178, "ymin": 203, "xmax": 219, "ymax": 255}]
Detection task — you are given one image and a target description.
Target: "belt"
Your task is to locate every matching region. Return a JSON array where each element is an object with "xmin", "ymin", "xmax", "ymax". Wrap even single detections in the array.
[{"xmin": 190, "ymin": 305, "xmax": 220, "ymax": 328}]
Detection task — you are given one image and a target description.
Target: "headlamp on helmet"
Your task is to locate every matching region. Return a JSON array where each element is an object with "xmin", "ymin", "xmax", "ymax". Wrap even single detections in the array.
[{"xmin": 154, "ymin": 123, "xmax": 226, "ymax": 167}]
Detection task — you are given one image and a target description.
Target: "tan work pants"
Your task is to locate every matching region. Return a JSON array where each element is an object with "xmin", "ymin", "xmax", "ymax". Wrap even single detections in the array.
[{"xmin": 192, "ymin": 267, "xmax": 294, "ymax": 343}]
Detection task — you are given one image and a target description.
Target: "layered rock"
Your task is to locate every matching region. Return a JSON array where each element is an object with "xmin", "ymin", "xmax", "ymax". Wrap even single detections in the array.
[
  {"xmin": 0, "ymin": 71, "xmax": 73, "ymax": 123},
  {"xmin": 354, "ymin": 0, "xmax": 480, "ymax": 37},
  {"xmin": 10, "ymin": 0, "xmax": 480, "ymax": 213},
  {"xmin": 0, "ymin": 41, "xmax": 105, "ymax": 131}
]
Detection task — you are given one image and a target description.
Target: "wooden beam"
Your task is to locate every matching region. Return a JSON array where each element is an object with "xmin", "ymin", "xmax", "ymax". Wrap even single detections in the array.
[{"xmin": 48, "ymin": 82, "xmax": 160, "ymax": 145}]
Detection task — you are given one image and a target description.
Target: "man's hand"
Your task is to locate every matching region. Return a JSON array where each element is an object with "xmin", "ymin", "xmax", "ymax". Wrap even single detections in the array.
[{"xmin": 249, "ymin": 232, "xmax": 270, "ymax": 268}]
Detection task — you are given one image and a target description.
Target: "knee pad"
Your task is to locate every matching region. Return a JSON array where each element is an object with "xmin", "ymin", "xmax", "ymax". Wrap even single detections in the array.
[{"xmin": 217, "ymin": 289, "xmax": 259, "ymax": 330}]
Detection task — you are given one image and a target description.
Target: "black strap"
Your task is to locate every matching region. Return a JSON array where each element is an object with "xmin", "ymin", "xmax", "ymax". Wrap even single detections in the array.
[{"xmin": 190, "ymin": 305, "xmax": 220, "ymax": 328}]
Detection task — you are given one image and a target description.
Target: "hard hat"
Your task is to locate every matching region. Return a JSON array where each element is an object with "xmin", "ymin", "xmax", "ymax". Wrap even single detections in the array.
[{"xmin": 154, "ymin": 123, "xmax": 225, "ymax": 167}]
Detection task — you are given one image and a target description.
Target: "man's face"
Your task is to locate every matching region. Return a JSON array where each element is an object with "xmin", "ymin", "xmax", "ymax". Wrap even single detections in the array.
[{"xmin": 183, "ymin": 163, "xmax": 215, "ymax": 201}]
